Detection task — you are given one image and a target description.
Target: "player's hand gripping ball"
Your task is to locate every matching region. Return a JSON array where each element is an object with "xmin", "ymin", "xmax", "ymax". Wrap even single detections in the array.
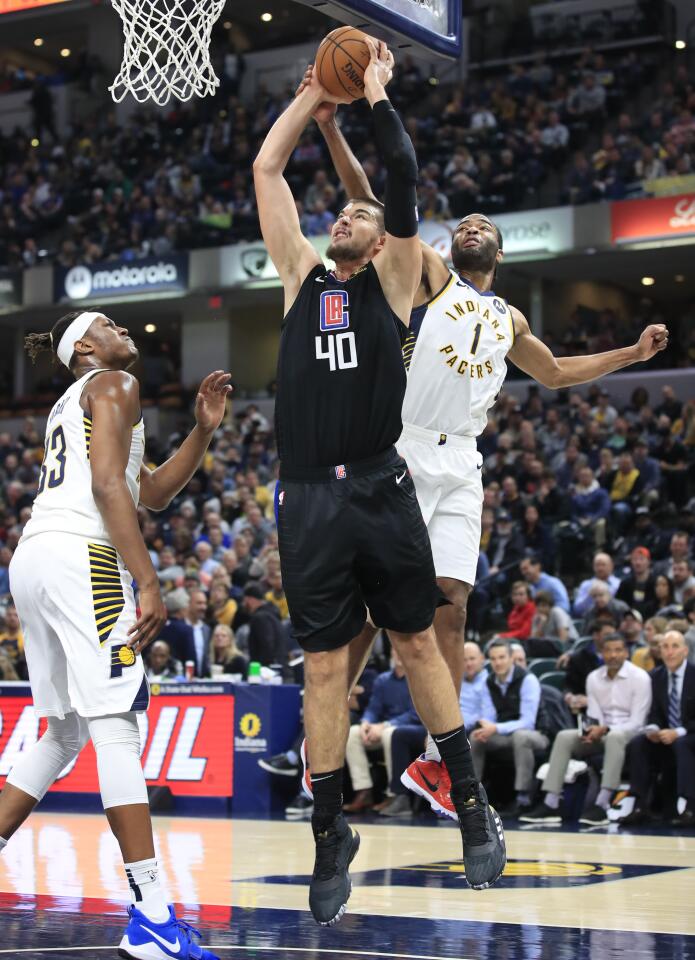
[{"xmin": 315, "ymin": 26, "xmax": 374, "ymax": 101}]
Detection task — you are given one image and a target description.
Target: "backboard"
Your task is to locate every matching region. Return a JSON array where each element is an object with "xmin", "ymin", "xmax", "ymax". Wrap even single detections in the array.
[{"xmin": 293, "ymin": 0, "xmax": 463, "ymax": 59}]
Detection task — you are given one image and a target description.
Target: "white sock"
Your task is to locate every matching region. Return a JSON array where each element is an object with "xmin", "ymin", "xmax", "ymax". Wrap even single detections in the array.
[
  {"xmin": 424, "ymin": 734, "xmax": 441, "ymax": 762},
  {"xmin": 596, "ymin": 788, "xmax": 613, "ymax": 810},
  {"xmin": 124, "ymin": 858, "xmax": 169, "ymax": 923},
  {"xmin": 0, "ymin": 836, "xmax": 7, "ymax": 853},
  {"xmin": 545, "ymin": 792, "xmax": 560, "ymax": 810}
]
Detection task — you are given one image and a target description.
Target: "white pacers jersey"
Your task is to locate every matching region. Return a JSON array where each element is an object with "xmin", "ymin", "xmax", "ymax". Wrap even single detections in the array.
[
  {"xmin": 22, "ymin": 368, "xmax": 145, "ymax": 545},
  {"xmin": 401, "ymin": 271, "xmax": 515, "ymax": 438}
]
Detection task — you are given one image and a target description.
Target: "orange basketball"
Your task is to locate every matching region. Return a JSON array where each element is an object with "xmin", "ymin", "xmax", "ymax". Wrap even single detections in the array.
[{"xmin": 315, "ymin": 27, "xmax": 373, "ymax": 102}]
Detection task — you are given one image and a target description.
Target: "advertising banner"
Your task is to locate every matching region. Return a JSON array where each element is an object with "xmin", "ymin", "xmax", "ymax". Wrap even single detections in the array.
[
  {"xmin": 0, "ymin": 0, "xmax": 70, "ymax": 11},
  {"xmin": 418, "ymin": 207, "xmax": 575, "ymax": 261},
  {"xmin": 611, "ymin": 193, "xmax": 695, "ymax": 243},
  {"xmin": 0, "ymin": 683, "xmax": 234, "ymax": 797},
  {"xmin": 54, "ymin": 253, "xmax": 189, "ymax": 302}
]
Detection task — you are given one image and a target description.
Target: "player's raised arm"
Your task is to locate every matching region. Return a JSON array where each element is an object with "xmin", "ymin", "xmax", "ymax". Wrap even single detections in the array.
[
  {"xmin": 301, "ymin": 64, "xmax": 449, "ymax": 305},
  {"xmin": 139, "ymin": 370, "xmax": 232, "ymax": 510},
  {"xmin": 363, "ymin": 40, "xmax": 422, "ymax": 324},
  {"xmin": 253, "ymin": 80, "xmax": 337, "ymax": 310},
  {"xmin": 86, "ymin": 371, "xmax": 165, "ymax": 651},
  {"xmin": 508, "ymin": 308, "xmax": 669, "ymax": 388}
]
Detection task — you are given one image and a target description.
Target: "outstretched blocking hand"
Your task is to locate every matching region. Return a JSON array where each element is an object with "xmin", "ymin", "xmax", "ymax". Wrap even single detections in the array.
[
  {"xmin": 296, "ymin": 64, "xmax": 337, "ymax": 124},
  {"xmin": 634, "ymin": 323, "xmax": 669, "ymax": 361},
  {"xmin": 194, "ymin": 370, "xmax": 233, "ymax": 433}
]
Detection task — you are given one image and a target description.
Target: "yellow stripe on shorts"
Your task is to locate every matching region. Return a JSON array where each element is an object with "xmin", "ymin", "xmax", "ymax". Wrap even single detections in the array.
[{"xmin": 88, "ymin": 542, "xmax": 124, "ymax": 644}]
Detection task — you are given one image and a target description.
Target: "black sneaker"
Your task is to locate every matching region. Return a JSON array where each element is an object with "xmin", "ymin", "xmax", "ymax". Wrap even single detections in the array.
[
  {"xmin": 454, "ymin": 779, "xmax": 506, "ymax": 890},
  {"xmin": 579, "ymin": 804, "xmax": 609, "ymax": 826},
  {"xmin": 309, "ymin": 815, "xmax": 360, "ymax": 926},
  {"xmin": 258, "ymin": 752, "xmax": 299, "ymax": 777},
  {"xmin": 519, "ymin": 802, "xmax": 562, "ymax": 824},
  {"xmin": 286, "ymin": 793, "xmax": 313, "ymax": 817}
]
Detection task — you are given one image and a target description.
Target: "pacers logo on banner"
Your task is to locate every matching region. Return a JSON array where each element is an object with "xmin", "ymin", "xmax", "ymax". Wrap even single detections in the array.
[
  {"xmin": 236, "ymin": 712, "xmax": 267, "ymax": 754},
  {"xmin": 320, "ymin": 290, "xmax": 349, "ymax": 331}
]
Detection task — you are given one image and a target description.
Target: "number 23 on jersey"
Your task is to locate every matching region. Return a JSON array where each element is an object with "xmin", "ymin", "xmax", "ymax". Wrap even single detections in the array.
[{"xmin": 316, "ymin": 288, "xmax": 358, "ymax": 372}]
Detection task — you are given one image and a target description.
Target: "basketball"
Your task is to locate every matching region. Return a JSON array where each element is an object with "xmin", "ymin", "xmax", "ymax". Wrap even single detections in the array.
[{"xmin": 315, "ymin": 26, "xmax": 373, "ymax": 101}]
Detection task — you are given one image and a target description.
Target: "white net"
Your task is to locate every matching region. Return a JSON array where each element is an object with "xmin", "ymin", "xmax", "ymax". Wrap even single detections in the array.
[{"xmin": 109, "ymin": 0, "xmax": 226, "ymax": 105}]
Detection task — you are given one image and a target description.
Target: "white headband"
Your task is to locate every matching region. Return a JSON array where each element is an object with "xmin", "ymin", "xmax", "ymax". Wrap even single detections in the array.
[{"xmin": 54, "ymin": 312, "xmax": 101, "ymax": 369}]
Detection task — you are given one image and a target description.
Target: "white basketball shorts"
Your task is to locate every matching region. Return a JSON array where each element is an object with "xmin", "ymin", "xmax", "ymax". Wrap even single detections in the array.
[
  {"xmin": 397, "ymin": 422, "xmax": 483, "ymax": 586},
  {"xmin": 9, "ymin": 532, "xmax": 149, "ymax": 719}
]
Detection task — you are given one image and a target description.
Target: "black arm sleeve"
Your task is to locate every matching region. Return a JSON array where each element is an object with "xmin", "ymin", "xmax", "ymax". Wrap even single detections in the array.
[{"xmin": 371, "ymin": 99, "xmax": 419, "ymax": 238}]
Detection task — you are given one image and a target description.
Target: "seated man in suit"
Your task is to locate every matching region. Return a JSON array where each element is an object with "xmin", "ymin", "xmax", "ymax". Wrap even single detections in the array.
[
  {"xmin": 619, "ymin": 630, "xmax": 695, "ymax": 827},
  {"xmin": 521, "ymin": 633, "xmax": 651, "ymax": 826},
  {"xmin": 470, "ymin": 639, "xmax": 549, "ymax": 817}
]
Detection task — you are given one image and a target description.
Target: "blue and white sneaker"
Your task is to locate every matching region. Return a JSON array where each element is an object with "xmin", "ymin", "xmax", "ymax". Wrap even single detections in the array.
[{"xmin": 118, "ymin": 905, "xmax": 219, "ymax": 959}]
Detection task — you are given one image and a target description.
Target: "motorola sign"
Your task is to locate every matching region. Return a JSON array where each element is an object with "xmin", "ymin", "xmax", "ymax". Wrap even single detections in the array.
[{"xmin": 56, "ymin": 254, "xmax": 189, "ymax": 302}]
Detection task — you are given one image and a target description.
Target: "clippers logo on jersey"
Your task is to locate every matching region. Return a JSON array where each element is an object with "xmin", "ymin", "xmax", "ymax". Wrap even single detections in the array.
[
  {"xmin": 335, "ymin": 464, "xmax": 347, "ymax": 480},
  {"xmin": 320, "ymin": 290, "xmax": 350, "ymax": 332},
  {"xmin": 88, "ymin": 542, "xmax": 125, "ymax": 645}
]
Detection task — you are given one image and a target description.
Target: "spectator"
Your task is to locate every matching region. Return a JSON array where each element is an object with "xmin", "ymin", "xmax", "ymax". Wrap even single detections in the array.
[
  {"xmin": 242, "ymin": 582, "xmax": 286, "ymax": 668},
  {"xmin": 0, "ymin": 547, "xmax": 11, "ymax": 598},
  {"xmin": 208, "ymin": 582, "xmax": 238, "ymax": 627},
  {"xmin": 471, "ymin": 640, "xmax": 549, "ymax": 817},
  {"xmin": 573, "ymin": 551, "xmax": 620, "ymax": 616},
  {"xmin": 0, "ymin": 603, "xmax": 24, "ymax": 675},
  {"xmin": 186, "ymin": 588, "xmax": 212, "ymax": 677},
  {"xmin": 609, "ymin": 451, "xmax": 643, "ymax": 527},
  {"xmin": 264, "ymin": 571, "xmax": 288, "ymax": 620},
  {"xmin": 343, "ymin": 651, "xmax": 416, "ymax": 814},
  {"xmin": 520, "ymin": 555, "xmax": 570, "ymax": 613},
  {"xmin": 654, "ymin": 532, "xmax": 692, "ymax": 579},
  {"xmin": 591, "ymin": 388, "xmax": 618, "ymax": 428},
  {"xmin": 209, "ymin": 623, "xmax": 248, "ymax": 678},
  {"xmin": 619, "ymin": 608, "xmax": 645, "ymax": 650},
  {"xmin": 580, "ymin": 583, "xmax": 629, "ymax": 635},
  {"xmin": 563, "ymin": 621, "xmax": 617, "ymax": 705},
  {"xmin": 571, "ymin": 466, "xmax": 611, "ymax": 545},
  {"xmin": 619, "ymin": 631, "xmax": 695, "ymax": 827},
  {"xmin": 684, "ymin": 598, "xmax": 695, "ymax": 663},
  {"xmin": 509, "ymin": 641, "xmax": 528, "ymax": 669},
  {"xmin": 486, "ymin": 510, "xmax": 525, "ymax": 576},
  {"xmin": 499, "ymin": 581, "xmax": 537, "ymax": 641},
  {"xmin": 616, "ymin": 546, "xmax": 657, "ymax": 619},
  {"xmin": 158, "ymin": 588, "xmax": 199, "ymax": 673},
  {"xmin": 145, "ymin": 640, "xmax": 183, "ymax": 681},
  {"xmin": 521, "ymin": 634, "xmax": 651, "ymax": 825},
  {"xmin": 460, "ymin": 641, "xmax": 488, "ymax": 731},
  {"xmin": 673, "ymin": 560, "xmax": 695, "ymax": 606},
  {"xmin": 655, "ymin": 428, "xmax": 688, "ymax": 506},
  {"xmin": 531, "ymin": 590, "xmax": 577, "ymax": 650},
  {"xmin": 632, "ymin": 616, "xmax": 668, "ymax": 672},
  {"xmin": 654, "ymin": 574, "xmax": 678, "ymax": 617}
]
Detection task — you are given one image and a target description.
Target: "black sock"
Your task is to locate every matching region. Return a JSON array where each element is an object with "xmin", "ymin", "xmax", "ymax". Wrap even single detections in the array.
[
  {"xmin": 310, "ymin": 768, "xmax": 343, "ymax": 835},
  {"xmin": 432, "ymin": 726, "xmax": 475, "ymax": 791}
]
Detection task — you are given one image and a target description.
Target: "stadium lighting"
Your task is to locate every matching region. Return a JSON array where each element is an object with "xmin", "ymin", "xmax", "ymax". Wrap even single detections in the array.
[
  {"xmin": 428, "ymin": 77, "xmax": 439, "ymax": 85},
  {"xmin": 60, "ymin": 48, "xmax": 71, "ymax": 57},
  {"xmin": 145, "ymin": 323, "xmax": 157, "ymax": 334},
  {"xmin": 223, "ymin": 20, "xmax": 231, "ymax": 28},
  {"xmin": 33, "ymin": 37, "xmax": 44, "ymax": 47},
  {"xmin": 675, "ymin": 274, "xmax": 685, "ymax": 282},
  {"xmin": 641, "ymin": 277, "xmax": 655, "ymax": 286},
  {"xmin": 260, "ymin": 12, "xmax": 272, "ymax": 21},
  {"xmin": 31, "ymin": 138, "xmax": 39, "ymax": 147},
  {"xmin": 675, "ymin": 40, "xmax": 686, "ymax": 50}
]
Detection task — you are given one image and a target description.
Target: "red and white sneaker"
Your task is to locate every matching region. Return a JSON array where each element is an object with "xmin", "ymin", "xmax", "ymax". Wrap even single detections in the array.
[
  {"xmin": 301, "ymin": 738, "xmax": 313, "ymax": 801},
  {"xmin": 400, "ymin": 754, "xmax": 457, "ymax": 820}
]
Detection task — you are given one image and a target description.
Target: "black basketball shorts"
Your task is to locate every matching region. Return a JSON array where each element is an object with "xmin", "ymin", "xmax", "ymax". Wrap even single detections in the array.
[{"xmin": 276, "ymin": 446, "xmax": 438, "ymax": 653}]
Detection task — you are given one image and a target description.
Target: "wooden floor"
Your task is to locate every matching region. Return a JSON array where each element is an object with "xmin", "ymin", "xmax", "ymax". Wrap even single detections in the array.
[{"xmin": 0, "ymin": 811, "xmax": 693, "ymax": 957}]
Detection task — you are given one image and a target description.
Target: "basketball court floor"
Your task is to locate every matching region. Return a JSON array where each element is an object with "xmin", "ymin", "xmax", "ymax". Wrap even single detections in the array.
[{"xmin": 0, "ymin": 811, "xmax": 693, "ymax": 958}]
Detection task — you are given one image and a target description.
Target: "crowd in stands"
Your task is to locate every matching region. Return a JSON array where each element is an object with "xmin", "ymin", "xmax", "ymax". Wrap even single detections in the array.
[
  {"xmin": 0, "ymin": 369, "xmax": 693, "ymax": 825},
  {"xmin": 1, "ymin": 44, "xmax": 692, "ymax": 271}
]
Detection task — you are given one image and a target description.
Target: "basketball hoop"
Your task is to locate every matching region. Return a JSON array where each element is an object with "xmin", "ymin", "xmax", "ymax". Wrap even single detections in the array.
[{"xmin": 109, "ymin": 0, "xmax": 226, "ymax": 105}]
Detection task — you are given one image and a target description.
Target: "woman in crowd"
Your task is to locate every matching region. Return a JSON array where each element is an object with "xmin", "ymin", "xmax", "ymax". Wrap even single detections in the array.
[{"xmin": 209, "ymin": 623, "xmax": 248, "ymax": 678}]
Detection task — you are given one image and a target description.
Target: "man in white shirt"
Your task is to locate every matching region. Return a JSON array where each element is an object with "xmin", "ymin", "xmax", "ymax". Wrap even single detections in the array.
[
  {"xmin": 521, "ymin": 634, "xmax": 651, "ymax": 826},
  {"xmin": 460, "ymin": 641, "xmax": 488, "ymax": 732}
]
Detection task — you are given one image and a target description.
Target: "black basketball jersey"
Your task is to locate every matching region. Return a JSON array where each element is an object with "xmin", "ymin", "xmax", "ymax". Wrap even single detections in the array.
[{"xmin": 276, "ymin": 262, "xmax": 408, "ymax": 468}]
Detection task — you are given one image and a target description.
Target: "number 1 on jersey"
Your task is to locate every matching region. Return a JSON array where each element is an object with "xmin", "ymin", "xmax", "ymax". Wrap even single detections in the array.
[
  {"xmin": 315, "ymin": 332, "xmax": 358, "ymax": 372},
  {"xmin": 470, "ymin": 323, "xmax": 482, "ymax": 356}
]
